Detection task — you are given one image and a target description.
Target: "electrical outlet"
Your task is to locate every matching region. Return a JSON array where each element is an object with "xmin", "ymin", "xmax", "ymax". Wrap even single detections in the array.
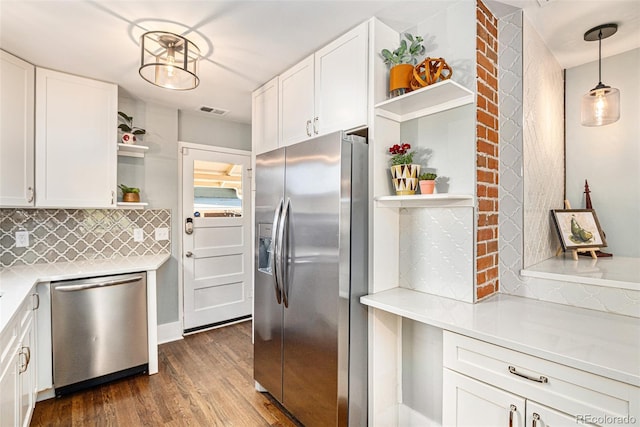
[
  {"xmin": 133, "ymin": 228, "xmax": 144, "ymax": 242},
  {"xmin": 155, "ymin": 227, "xmax": 169, "ymax": 241},
  {"xmin": 15, "ymin": 230, "xmax": 29, "ymax": 248}
]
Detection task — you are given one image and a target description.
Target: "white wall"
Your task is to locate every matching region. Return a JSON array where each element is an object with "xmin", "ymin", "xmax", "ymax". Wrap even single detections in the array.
[
  {"xmin": 118, "ymin": 98, "xmax": 251, "ymax": 325},
  {"xmin": 565, "ymin": 48, "xmax": 640, "ymax": 257},
  {"xmin": 522, "ymin": 17, "xmax": 564, "ymax": 267}
]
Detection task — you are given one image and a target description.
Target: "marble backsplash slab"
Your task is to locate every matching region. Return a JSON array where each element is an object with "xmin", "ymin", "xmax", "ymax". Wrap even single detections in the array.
[{"xmin": 0, "ymin": 208, "xmax": 171, "ymax": 268}]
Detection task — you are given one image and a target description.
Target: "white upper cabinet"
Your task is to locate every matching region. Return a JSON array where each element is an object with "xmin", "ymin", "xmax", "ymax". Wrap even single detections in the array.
[
  {"xmin": 252, "ymin": 77, "xmax": 279, "ymax": 155},
  {"xmin": 314, "ymin": 22, "xmax": 368, "ymax": 136},
  {"xmin": 279, "ymin": 55, "xmax": 315, "ymax": 146},
  {"xmin": 0, "ymin": 50, "xmax": 35, "ymax": 207},
  {"xmin": 35, "ymin": 68, "xmax": 117, "ymax": 208},
  {"xmin": 278, "ymin": 22, "xmax": 368, "ymax": 146}
]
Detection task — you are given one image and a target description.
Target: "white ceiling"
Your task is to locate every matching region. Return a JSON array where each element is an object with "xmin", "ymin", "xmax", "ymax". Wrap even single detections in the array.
[{"xmin": 1, "ymin": 1, "xmax": 638, "ymax": 124}]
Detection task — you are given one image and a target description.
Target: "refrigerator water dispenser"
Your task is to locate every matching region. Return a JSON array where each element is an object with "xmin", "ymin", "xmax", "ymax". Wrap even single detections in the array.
[{"xmin": 258, "ymin": 223, "xmax": 273, "ymax": 274}]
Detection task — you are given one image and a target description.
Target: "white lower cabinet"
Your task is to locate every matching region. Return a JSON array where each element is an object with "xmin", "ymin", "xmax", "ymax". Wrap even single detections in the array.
[
  {"xmin": 0, "ymin": 291, "xmax": 37, "ymax": 427},
  {"xmin": 443, "ymin": 331, "xmax": 639, "ymax": 427}
]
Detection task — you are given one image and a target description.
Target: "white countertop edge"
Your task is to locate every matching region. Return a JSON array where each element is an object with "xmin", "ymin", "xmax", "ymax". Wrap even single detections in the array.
[
  {"xmin": 0, "ymin": 254, "xmax": 171, "ymax": 333},
  {"xmin": 361, "ymin": 288, "xmax": 640, "ymax": 387}
]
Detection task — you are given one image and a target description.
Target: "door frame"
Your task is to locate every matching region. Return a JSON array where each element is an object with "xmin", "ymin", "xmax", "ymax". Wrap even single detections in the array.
[{"xmin": 177, "ymin": 141, "xmax": 253, "ymax": 333}]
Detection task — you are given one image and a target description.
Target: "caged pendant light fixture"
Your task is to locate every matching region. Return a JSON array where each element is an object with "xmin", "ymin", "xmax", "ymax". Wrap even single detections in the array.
[
  {"xmin": 581, "ymin": 23, "xmax": 620, "ymax": 127},
  {"xmin": 139, "ymin": 31, "xmax": 200, "ymax": 90}
]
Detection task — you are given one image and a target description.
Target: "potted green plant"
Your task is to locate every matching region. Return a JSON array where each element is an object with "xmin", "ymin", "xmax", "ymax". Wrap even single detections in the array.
[
  {"xmin": 118, "ymin": 184, "xmax": 141, "ymax": 203},
  {"xmin": 380, "ymin": 33, "xmax": 426, "ymax": 97},
  {"xmin": 418, "ymin": 172, "xmax": 437, "ymax": 195},
  {"xmin": 388, "ymin": 143, "xmax": 420, "ymax": 195},
  {"xmin": 117, "ymin": 112, "xmax": 146, "ymax": 145}
]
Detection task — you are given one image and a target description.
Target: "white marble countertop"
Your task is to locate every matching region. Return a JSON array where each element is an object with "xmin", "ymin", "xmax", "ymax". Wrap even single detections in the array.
[
  {"xmin": 0, "ymin": 254, "xmax": 171, "ymax": 333},
  {"xmin": 521, "ymin": 254, "xmax": 640, "ymax": 290},
  {"xmin": 361, "ymin": 288, "xmax": 640, "ymax": 387}
]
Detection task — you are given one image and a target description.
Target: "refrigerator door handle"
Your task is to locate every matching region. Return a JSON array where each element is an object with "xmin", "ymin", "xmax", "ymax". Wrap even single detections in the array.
[
  {"xmin": 278, "ymin": 198, "xmax": 291, "ymax": 308},
  {"xmin": 271, "ymin": 199, "xmax": 284, "ymax": 304}
]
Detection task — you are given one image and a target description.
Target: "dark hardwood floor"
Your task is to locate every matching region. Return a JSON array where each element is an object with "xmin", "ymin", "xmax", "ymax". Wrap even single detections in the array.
[{"xmin": 31, "ymin": 320, "xmax": 298, "ymax": 426}]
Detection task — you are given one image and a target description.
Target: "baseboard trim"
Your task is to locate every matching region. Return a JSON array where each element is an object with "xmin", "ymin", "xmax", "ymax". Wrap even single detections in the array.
[{"xmin": 157, "ymin": 321, "xmax": 183, "ymax": 344}]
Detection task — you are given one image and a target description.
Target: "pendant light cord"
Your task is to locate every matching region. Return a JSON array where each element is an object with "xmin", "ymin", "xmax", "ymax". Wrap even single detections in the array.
[{"xmin": 598, "ymin": 29, "xmax": 603, "ymax": 85}]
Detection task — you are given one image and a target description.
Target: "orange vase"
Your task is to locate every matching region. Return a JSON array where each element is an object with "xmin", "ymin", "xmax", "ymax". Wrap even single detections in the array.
[
  {"xmin": 389, "ymin": 64, "xmax": 414, "ymax": 97},
  {"xmin": 419, "ymin": 180, "xmax": 436, "ymax": 195}
]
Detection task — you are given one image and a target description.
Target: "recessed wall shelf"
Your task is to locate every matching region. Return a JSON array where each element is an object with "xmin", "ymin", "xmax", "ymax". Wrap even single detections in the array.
[
  {"xmin": 117, "ymin": 143, "xmax": 149, "ymax": 158},
  {"xmin": 116, "ymin": 202, "xmax": 148, "ymax": 209},
  {"xmin": 375, "ymin": 194, "xmax": 474, "ymax": 208},
  {"xmin": 375, "ymin": 80, "xmax": 475, "ymax": 123}
]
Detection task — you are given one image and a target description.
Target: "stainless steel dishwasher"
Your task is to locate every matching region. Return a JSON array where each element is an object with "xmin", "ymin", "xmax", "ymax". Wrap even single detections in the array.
[{"xmin": 51, "ymin": 272, "xmax": 148, "ymax": 396}]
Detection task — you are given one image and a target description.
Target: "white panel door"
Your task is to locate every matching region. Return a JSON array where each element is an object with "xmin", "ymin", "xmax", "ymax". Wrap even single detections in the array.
[
  {"xmin": 279, "ymin": 55, "xmax": 314, "ymax": 146},
  {"xmin": 526, "ymin": 401, "xmax": 580, "ymax": 427},
  {"xmin": 252, "ymin": 77, "xmax": 279, "ymax": 155},
  {"xmin": 17, "ymin": 314, "xmax": 34, "ymax": 427},
  {"xmin": 315, "ymin": 22, "xmax": 368, "ymax": 135},
  {"xmin": 35, "ymin": 67, "xmax": 117, "ymax": 208},
  {"xmin": 0, "ymin": 51, "xmax": 34, "ymax": 207},
  {"xmin": 182, "ymin": 146, "xmax": 252, "ymax": 331},
  {"xmin": 443, "ymin": 369, "xmax": 526, "ymax": 427}
]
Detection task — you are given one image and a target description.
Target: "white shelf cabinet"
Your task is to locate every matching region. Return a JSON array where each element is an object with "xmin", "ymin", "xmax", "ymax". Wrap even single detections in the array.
[
  {"xmin": 117, "ymin": 143, "xmax": 149, "ymax": 158},
  {"xmin": 279, "ymin": 22, "xmax": 368, "ymax": 146},
  {"xmin": 375, "ymin": 79, "xmax": 474, "ymax": 123},
  {"xmin": 35, "ymin": 67, "xmax": 117, "ymax": 208},
  {"xmin": 252, "ymin": 77, "xmax": 279, "ymax": 155},
  {"xmin": 0, "ymin": 51, "xmax": 35, "ymax": 207},
  {"xmin": 116, "ymin": 202, "xmax": 148, "ymax": 209}
]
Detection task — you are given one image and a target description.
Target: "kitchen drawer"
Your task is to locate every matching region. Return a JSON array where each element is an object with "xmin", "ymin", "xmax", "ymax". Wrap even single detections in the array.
[
  {"xmin": 0, "ymin": 321, "xmax": 17, "ymax": 364},
  {"xmin": 443, "ymin": 331, "xmax": 639, "ymax": 425}
]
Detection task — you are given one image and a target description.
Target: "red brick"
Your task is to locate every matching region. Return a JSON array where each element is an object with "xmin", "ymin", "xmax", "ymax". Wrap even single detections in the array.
[
  {"xmin": 487, "ymin": 20, "xmax": 498, "ymax": 39},
  {"xmin": 487, "ymin": 186, "xmax": 499, "ymax": 198},
  {"xmin": 487, "ymin": 47, "xmax": 498, "ymax": 64},
  {"xmin": 487, "ymin": 157, "xmax": 499, "ymax": 170},
  {"xmin": 478, "ymin": 82, "xmax": 496, "ymax": 103},
  {"xmin": 487, "ymin": 129, "xmax": 499, "ymax": 144},
  {"xmin": 478, "ymin": 198, "xmax": 493, "ymax": 212},
  {"xmin": 487, "ymin": 267, "xmax": 499, "ymax": 280},
  {"xmin": 477, "ymin": 155, "xmax": 487, "ymax": 168},
  {"xmin": 477, "ymin": 228, "xmax": 493, "ymax": 242},
  {"xmin": 477, "ymin": 94, "xmax": 487, "ymax": 110},
  {"xmin": 487, "ymin": 240, "xmax": 499, "ymax": 253},
  {"xmin": 495, "ymin": 279, "xmax": 500, "ymax": 292},
  {"xmin": 477, "ymin": 53, "xmax": 495, "ymax": 75},
  {"xmin": 478, "ymin": 140, "xmax": 495, "ymax": 156},
  {"xmin": 477, "ymin": 0, "xmax": 493, "ymax": 22},
  {"xmin": 477, "ymin": 124, "xmax": 487, "ymax": 139},
  {"xmin": 477, "ymin": 110, "xmax": 495, "ymax": 128},
  {"xmin": 477, "ymin": 254, "xmax": 494, "ymax": 271},
  {"xmin": 487, "ymin": 100, "xmax": 498, "ymax": 117},
  {"xmin": 477, "ymin": 242, "xmax": 487, "ymax": 257},
  {"xmin": 477, "ymin": 283, "xmax": 496, "ymax": 300},
  {"xmin": 477, "ymin": 271, "xmax": 487, "ymax": 285},
  {"xmin": 477, "ymin": 169, "xmax": 494, "ymax": 184},
  {"xmin": 477, "ymin": 184, "xmax": 487, "ymax": 197},
  {"xmin": 477, "ymin": 37, "xmax": 486, "ymax": 54},
  {"xmin": 486, "ymin": 72, "xmax": 498, "ymax": 90}
]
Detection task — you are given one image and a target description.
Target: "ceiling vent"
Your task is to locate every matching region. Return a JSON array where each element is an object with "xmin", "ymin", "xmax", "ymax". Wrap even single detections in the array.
[{"xmin": 199, "ymin": 106, "xmax": 229, "ymax": 116}]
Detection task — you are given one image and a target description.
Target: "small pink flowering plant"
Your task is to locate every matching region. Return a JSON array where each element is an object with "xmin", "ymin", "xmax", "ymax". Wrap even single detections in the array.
[{"xmin": 388, "ymin": 143, "xmax": 415, "ymax": 166}]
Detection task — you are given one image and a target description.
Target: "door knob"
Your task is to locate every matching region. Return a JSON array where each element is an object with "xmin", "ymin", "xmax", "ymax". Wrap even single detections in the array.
[{"xmin": 186, "ymin": 251, "xmax": 193, "ymax": 257}]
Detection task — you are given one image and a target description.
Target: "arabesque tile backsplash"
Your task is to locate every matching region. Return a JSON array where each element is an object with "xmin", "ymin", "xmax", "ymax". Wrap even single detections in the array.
[{"xmin": 0, "ymin": 209, "xmax": 171, "ymax": 268}]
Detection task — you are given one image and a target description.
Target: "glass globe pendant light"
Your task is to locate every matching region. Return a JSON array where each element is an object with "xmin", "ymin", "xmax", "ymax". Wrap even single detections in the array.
[{"xmin": 581, "ymin": 23, "xmax": 620, "ymax": 127}]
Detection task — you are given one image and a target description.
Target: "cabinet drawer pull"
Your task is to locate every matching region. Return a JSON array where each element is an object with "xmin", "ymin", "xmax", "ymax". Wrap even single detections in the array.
[
  {"xmin": 27, "ymin": 186, "xmax": 34, "ymax": 203},
  {"xmin": 532, "ymin": 412, "xmax": 540, "ymax": 427},
  {"xmin": 509, "ymin": 404, "xmax": 517, "ymax": 427},
  {"xmin": 508, "ymin": 365, "xmax": 548, "ymax": 383},
  {"xmin": 306, "ymin": 120, "xmax": 312, "ymax": 137}
]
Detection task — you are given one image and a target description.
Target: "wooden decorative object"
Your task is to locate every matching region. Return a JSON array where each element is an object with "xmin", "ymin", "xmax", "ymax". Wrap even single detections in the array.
[
  {"xmin": 410, "ymin": 57, "xmax": 453, "ymax": 90},
  {"xmin": 123, "ymin": 192, "xmax": 140, "ymax": 203}
]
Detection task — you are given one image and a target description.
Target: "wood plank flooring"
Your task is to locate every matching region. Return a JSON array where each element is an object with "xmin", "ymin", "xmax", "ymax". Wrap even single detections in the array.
[{"xmin": 31, "ymin": 320, "xmax": 299, "ymax": 426}]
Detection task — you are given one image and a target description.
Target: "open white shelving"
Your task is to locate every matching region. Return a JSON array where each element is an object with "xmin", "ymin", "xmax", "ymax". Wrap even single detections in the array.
[
  {"xmin": 116, "ymin": 202, "xmax": 148, "ymax": 209},
  {"xmin": 375, "ymin": 194, "xmax": 474, "ymax": 208},
  {"xmin": 117, "ymin": 143, "xmax": 149, "ymax": 158},
  {"xmin": 375, "ymin": 79, "xmax": 474, "ymax": 123}
]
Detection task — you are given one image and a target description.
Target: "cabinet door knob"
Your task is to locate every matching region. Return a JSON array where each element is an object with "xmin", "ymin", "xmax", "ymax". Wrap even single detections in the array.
[{"xmin": 186, "ymin": 251, "xmax": 193, "ymax": 257}]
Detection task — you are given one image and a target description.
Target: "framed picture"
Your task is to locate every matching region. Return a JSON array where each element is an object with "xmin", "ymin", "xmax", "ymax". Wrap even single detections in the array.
[{"xmin": 551, "ymin": 209, "xmax": 607, "ymax": 250}]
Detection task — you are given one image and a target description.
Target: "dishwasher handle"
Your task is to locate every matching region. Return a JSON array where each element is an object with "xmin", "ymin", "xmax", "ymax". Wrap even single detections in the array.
[{"xmin": 54, "ymin": 275, "xmax": 144, "ymax": 292}]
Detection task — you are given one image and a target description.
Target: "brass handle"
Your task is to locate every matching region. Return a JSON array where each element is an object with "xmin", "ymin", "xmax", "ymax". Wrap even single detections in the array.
[
  {"xmin": 508, "ymin": 366, "xmax": 549, "ymax": 383},
  {"xmin": 306, "ymin": 120, "xmax": 312, "ymax": 137},
  {"xmin": 313, "ymin": 116, "xmax": 319, "ymax": 134},
  {"xmin": 509, "ymin": 404, "xmax": 517, "ymax": 427}
]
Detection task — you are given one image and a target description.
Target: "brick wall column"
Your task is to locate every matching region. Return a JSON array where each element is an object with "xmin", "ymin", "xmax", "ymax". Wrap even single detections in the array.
[{"xmin": 476, "ymin": 0, "xmax": 499, "ymax": 300}]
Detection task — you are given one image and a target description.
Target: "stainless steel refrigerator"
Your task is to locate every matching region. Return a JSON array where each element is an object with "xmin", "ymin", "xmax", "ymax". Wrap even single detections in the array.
[{"xmin": 254, "ymin": 131, "xmax": 368, "ymax": 427}]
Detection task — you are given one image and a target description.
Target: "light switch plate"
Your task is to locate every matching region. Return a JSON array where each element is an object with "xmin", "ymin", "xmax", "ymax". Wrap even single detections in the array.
[
  {"xmin": 15, "ymin": 230, "xmax": 29, "ymax": 248},
  {"xmin": 155, "ymin": 227, "xmax": 169, "ymax": 241},
  {"xmin": 133, "ymin": 228, "xmax": 144, "ymax": 242}
]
